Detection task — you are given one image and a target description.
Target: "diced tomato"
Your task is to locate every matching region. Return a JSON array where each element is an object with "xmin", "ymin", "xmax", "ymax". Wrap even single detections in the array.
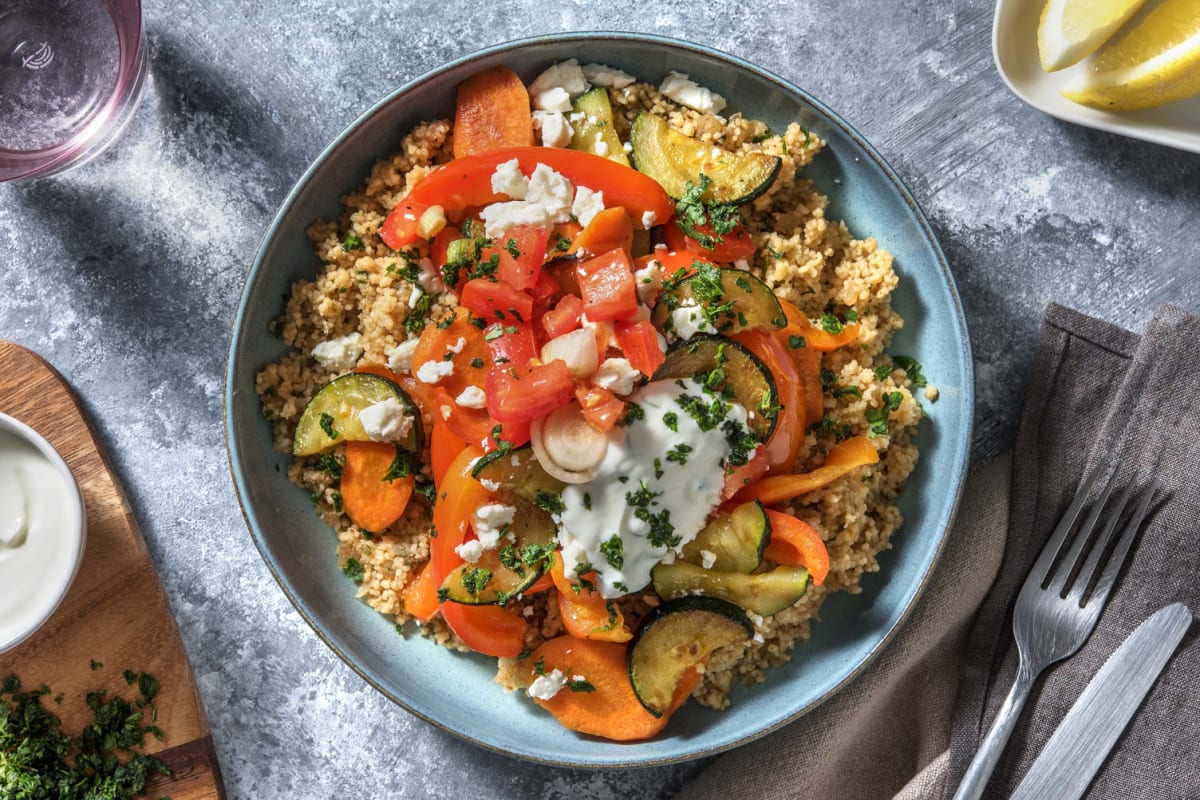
[
  {"xmin": 613, "ymin": 319, "xmax": 665, "ymax": 378},
  {"xmin": 576, "ymin": 247, "xmax": 638, "ymax": 322},
  {"xmin": 459, "ymin": 278, "xmax": 534, "ymax": 323},
  {"xmin": 486, "ymin": 360, "xmax": 575, "ymax": 423},
  {"xmin": 485, "ymin": 319, "xmax": 538, "ymax": 369},
  {"xmin": 487, "ymin": 225, "xmax": 549, "ymax": 291},
  {"xmin": 380, "ymin": 198, "xmax": 430, "ymax": 250},
  {"xmin": 430, "ymin": 225, "xmax": 461, "ymax": 268},
  {"xmin": 664, "ymin": 219, "xmax": 757, "ymax": 264},
  {"xmin": 486, "ymin": 418, "xmax": 531, "ymax": 451},
  {"xmin": 576, "ymin": 385, "xmax": 626, "ymax": 432},
  {"xmin": 530, "ymin": 268, "xmax": 559, "ymax": 306},
  {"xmin": 542, "ymin": 294, "xmax": 584, "ymax": 339}
]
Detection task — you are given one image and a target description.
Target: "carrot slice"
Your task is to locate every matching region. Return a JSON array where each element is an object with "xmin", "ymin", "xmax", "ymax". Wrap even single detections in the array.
[
  {"xmin": 762, "ymin": 510, "xmax": 830, "ymax": 585},
  {"xmin": 526, "ymin": 636, "xmax": 697, "ymax": 740},
  {"xmin": 549, "ymin": 554, "xmax": 631, "ymax": 643},
  {"xmin": 401, "ymin": 559, "xmax": 439, "ymax": 621},
  {"xmin": 341, "ymin": 441, "xmax": 415, "ymax": 532},
  {"xmin": 452, "ymin": 66, "xmax": 534, "ymax": 158},
  {"xmin": 734, "ymin": 436, "xmax": 879, "ymax": 506}
]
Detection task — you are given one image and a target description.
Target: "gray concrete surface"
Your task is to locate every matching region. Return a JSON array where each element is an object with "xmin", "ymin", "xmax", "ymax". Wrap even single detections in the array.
[{"xmin": 1, "ymin": 1, "xmax": 1197, "ymax": 798}]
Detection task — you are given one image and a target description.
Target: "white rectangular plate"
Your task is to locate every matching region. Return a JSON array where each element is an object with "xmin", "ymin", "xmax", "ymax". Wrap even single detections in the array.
[{"xmin": 993, "ymin": 0, "xmax": 1200, "ymax": 154}]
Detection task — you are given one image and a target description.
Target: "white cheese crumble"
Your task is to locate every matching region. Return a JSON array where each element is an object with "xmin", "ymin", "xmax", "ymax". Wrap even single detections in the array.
[
  {"xmin": 641, "ymin": 210, "xmax": 657, "ymax": 229},
  {"xmin": 670, "ymin": 304, "xmax": 714, "ymax": 340},
  {"xmin": 310, "ymin": 333, "xmax": 363, "ymax": 372},
  {"xmin": 491, "ymin": 158, "xmax": 529, "ymax": 199},
  {"xmin": 471, "ymin": 503, "xmax": 516, "ymax": 549},
  {"xmin": 416, "ymin": 359, "xmax": 456, "ymax": 384},
  {"xmin": 527, "ymin": 668, "xmax": 568, "ymax": 701},
  {"xmin": 446, "ymin": 337, "xmax": 467, "ymax": 354},
  {"xmin": 581, "ymin": 63, "xmax": 636, "ymax": 88},
  {"xmin": 530, "ymin": 60, "xmax": 589, "ymax": 98},
  {"xmin": 535, "ymin": 86, "xmax": 573, "ymax": 113},
  {"xmin": 571, "ymin": 185, "xmax": 606, "ymax": 228},
  {"xmin": 358, "ymin": 397, "xmax": 414, "ymax": 443},
  {"xmin": 634, "ymin": 260, "xmax": 663, "ymax": 305},
  {"xmin": 455, "ymin": 539, "xmax": 484, "ymax": 563},
  {"xmin": 593, "ymin": 133, "xmax": 609, "ymax": 157},
  {"xmin": 455, "ymin": 385, "xmax": 487, "ymax": 409},
  {"xmin": 481, "ymin": 163, "xmax": 574, "ymax": 238},
  {"xmin": 700, "ymin": 549, "xmax": 717, "ymax": 570},
  {"xmin": 593, "ymin": 358, "xmax": 641, "ymax": 396},
  {"xmin": 533, "ymin": 110, "xmax": 574, "ymax": 148},
  {"xmin": 659, "ymin": 71, "xmax": 727, "ymax": 114},
  {"xmin": 386, "ymin": 338, "xmax": 420, "ymax": 374}
]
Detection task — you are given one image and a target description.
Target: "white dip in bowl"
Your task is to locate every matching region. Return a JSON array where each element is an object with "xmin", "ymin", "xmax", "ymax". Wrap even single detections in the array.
[{"xmin": 0, "ymin": 412, "xmax": 86, "ymax": 653}]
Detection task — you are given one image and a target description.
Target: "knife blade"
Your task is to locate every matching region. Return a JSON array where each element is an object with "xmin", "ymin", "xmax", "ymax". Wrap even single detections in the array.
[{"xmin": 1010, "ymin": 602, "xmax": 1193, "ymax": 800}]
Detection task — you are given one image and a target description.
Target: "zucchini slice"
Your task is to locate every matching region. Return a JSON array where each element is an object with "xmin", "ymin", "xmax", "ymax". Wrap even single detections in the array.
[
  {"xmin": 651, "ymin": 266, "xmax": 786, "ymax": 335},
  {"xmin": 471, "ymin": 444, "xmax": 567, "ymax": 503},
  {"xmin": 652, "ymin": 334, "xmax": 778, "ymax": 442},
  {"xmin": 569, "ymin": 87, "xmax": 630, "ymax": 167},
  {"xmin": 293, "ymin": 373, "xmax": 421, "ymax": 457},
  {"xmin": 680, "ymin": 500, "xmax": 770, "ymax": 573},
  {"xmin": 651, "ymin": 561, "xmax": 809, "ymax": 616},
  {"xmin": 630, "ymin": 113, "xmax": 781, "ymax": 204},
  {"xmin": 628, "ymin": 596, "xmax": 752, "ymax": 716},
  {"xmin": 439, "ymin": 494, "xmax": 557, "ymax": 605}
]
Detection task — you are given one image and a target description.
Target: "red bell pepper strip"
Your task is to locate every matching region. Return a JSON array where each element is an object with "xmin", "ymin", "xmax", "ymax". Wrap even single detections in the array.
[
  {"xmin": 440, "ymin": 601, "xmax": 528, "ymax": 658},
  {"xmin": 663, "ymin": 219, "xmax": 757, "ymax": 263},
  {"xmin": 733, "ymin": 328, "xmax": 805, "ymax": 476},
  {"xmin": 613, "ymin": 319, "xmax": 665, "ymax": 378},
  {"xmin": 404, "ymin": 147, "xmax": 674, "ymax": 228},
  {"xmin": 735, "ymin": 436, "xmax": 879, "ymax": 506},
  {"xmin": 576, "ymin": 247, "xmax": 638, "ymax": 322},
  {"xmin": 762, "ymin": 510, "xmax": 830, "ymax": 586},
  {"xmin": 380, "ymin": 198, "xmax": 431, "ymax": 250}
]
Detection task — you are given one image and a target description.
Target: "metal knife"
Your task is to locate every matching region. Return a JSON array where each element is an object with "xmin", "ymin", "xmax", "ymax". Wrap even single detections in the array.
[{"xmin": 1010, "ymin": 602, "xmax": 1193, "ymax": 800}]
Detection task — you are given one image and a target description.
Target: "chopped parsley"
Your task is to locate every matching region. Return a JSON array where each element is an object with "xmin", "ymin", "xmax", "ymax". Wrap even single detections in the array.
[
  {"xmin": 460, "ymin": 567, "xmax": 492, "ymax": 596},
  {"xmin": 582, "ymin": 492, "xmax": 593, "ymax": 511},
  {"xmin": 314, "ymin": 452, "xmax": 345, "ymax": 479},
  {"xmin": 874, "ymin": 364, "xmax": 895, "ymax": 381},
  {"xmin": 341, "ymin": 233, "xmax": 362, "ymax": 251},
  {"xmin": 404, "ymin": 292, "xmax": 435, "ymax": 335},
  {"xmin": 662, "ymin": 411, "xmax": 679, "ymax": 432},
  {"xmin": 382, "ymin": 449, "xmax": 419, "ymax": 482},
  {"xmin": 788, "ymin": 334, "xmax": 807, "ymax": 350},
  {"xmin": 619, "ymin": 402, "xmax": 645, "ymax": 426},
  {"xmin": 319, "ymin": 412, "xmax": 339, "ymax": 440},
  {"xmin": 674, "ymin": 175, "xmax": 739, "ymax": 249},
  {"xmin": 600, "ymin": 535, "xmax": 624, "ymax": 570},
  {"xmin": 342, "ymin": 558, "xmax": 365, "ymax": 584},
  {"xmin": 865, "ymin": 391, "xmax": 904, "ymax": 436},
  {"xmin": 820, "ymin": 312, "xmax": 844, "ymax": 335},
  {"xmin": 565, "ymin": 677, "xmax": 596, "ymax": 693},
  {"xmin": 665, "ymin": 442, "xmax": 693, "ymax": 465},
  {"xmin": 892, "ymin": 356, "xmax": 927, "ymax": 387},
  {"xmin": 535, "ymin": 490, "xmax": 567, "ymax": 515}
]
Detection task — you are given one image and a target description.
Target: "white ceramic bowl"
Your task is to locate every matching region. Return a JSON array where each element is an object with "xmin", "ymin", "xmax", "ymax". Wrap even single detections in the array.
[{"xmin": 0, "ymin": 412, "xmax": 87, "ymax": 653}]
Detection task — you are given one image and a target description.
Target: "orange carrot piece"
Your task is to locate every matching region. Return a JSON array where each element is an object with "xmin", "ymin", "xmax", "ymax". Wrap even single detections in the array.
[
  {"xmin": 762, "ymin": 510, "xmax": 830, "ymax": 585},
  {"xmin": 735, "ymin": 436, "xmax": 879, "ymax": 507},
  {"xmin": 453, "ymin": 66, "xmax": 534, "ymax": 158},
  {"xmin": 341, "ymin": 441, "xmax": 414, "ymax": 532},
  {"xmin": 568, "ymin": 207, "xmax": 633, "ymax": 259},
  {"xmin": 401, "ymin": 559, "xmax": 439, "ymax": 621},
  {"xmin": 527, "ymin": 636, "xmax": 695, "ymax": 740},
  {"xmin": 549, "ymin": 554, "xmax": 631, "ymax": 643}
]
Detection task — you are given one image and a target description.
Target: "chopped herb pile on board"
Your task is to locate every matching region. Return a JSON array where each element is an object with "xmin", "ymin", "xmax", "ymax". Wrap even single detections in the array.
[{"xmin": 0, "ymin": 668, "xmax": 172, "ymax": 800}]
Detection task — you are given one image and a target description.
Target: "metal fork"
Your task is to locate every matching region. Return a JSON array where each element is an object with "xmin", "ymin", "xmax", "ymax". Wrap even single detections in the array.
[{"xmin": 952, "ymin": 463, "xmax": 1156, "ymax": 800}]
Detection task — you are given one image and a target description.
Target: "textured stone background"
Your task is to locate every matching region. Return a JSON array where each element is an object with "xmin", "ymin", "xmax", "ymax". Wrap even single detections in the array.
[{"xmin": 1, "ymin": 1, "xmax": 1197, "ymax": 798}]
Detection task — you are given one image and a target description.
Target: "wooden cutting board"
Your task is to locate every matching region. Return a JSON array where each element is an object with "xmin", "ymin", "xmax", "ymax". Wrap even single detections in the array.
[{"xmin": 0, "ymin": 342, "xmax": 225, "ymax": 799}]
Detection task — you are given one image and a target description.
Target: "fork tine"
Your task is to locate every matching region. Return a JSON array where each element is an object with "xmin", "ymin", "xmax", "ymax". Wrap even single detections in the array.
[
  {"xmin": 1045, "ymin": 464, "xmax": 1120, "ymax": 596},
  {"xmin": 1029, "ymin": 461, "xmax": 1108, "ymax": 588},
  {"xmin": 1087, "ymin": 477, "xmax": 1157, "ymax": 608},
  {"xmin": 1066, "ymin": 481, "xmax": 1135, "ymax": 604}
]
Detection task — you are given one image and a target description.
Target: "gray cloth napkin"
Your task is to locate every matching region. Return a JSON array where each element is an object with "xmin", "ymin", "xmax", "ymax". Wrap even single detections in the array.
[{"xmin": 680, "ymin": 303, "xmax": 1199, "ymax": 800}]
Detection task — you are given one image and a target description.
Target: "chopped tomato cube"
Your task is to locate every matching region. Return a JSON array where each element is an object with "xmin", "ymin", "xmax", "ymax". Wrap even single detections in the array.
[
  {"xmin": 542, "ymin": 294, "xmax": 584, "ymax": 339},
  {"xmin": 530, "ymin": 268, "xmax": 560, "ymax": 306},
  {"xmin": 486, "ymin": 225, "xmax": 550, "ymax": 291},
  {"xmin": 380, "ymin": 198, "xmax": 430, "ymax": 250},
  {"xmin": 486, "ymin": 360, "xmax": 575, "ymax": 423},
  {"xmin": 575, "ymin": 385, "xmax": 626, "ymax": 432},
  {"xmin": 485, "ymin": 319, "xmax": 538, "ymax": 369},
  {"xmin": 459, "ymin": 278, "xmax": 534, "ymax": 323},
  {"xmin": 575, "ymin": 247, "xmax": 638, "ymax": 322},
  {"xmin": 613, "ymin": 319, "xmax": 665, "ymax": 378},
  {"xmin": 664, "ymin": 220, "xmax": 757, "ymax": 264}
]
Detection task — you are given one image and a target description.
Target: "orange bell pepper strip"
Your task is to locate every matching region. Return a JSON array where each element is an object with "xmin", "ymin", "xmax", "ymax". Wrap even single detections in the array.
[
  {"xmin": 430, "ymin": 415, "xmax": 468, "ymax": 486},
  {"xmin": 403, "ymin": 147, "xmax": 674, "ymax": 229},
  {"xmin": 549, "ymin": 554, "xmax": 632, "ymax": 643},
  {"xmin": 411, "ymin": 307, "xmax": 492, "ymax": 399},
  {"xmin": 452, "ymin": 66, "xmax": 534, "ymax": 158},
  {"xmin": 734, "ymin": 435, "xmax": 879, "ymax": 507},
  {"xmin": 733, "ymin": 328, "xmax": 805, "ymax": 476},
  {"xmin": 762, "ymin": 510, "xmax": 830, "ymax": 586},
  {"xmin": 340, "ymin": 441, "xmax": 415, "ymax": 532},
  {"xmin": 526, "ymin": 636, "xmax": 699, "ymax": 740},
  {"xmin": 441, "ymin": 601, "xmax": 528, "ymax": 658},
  {"xmin": 568, "ymin": 206, "xmax": 634, "ymax": 259},
  {"xmin": 401, "ymin": 559, "xmax": 440, "ymax": 622},
  {"xmin": 779, "ymin": 299, "xmax": 859, "ymax": 352}
]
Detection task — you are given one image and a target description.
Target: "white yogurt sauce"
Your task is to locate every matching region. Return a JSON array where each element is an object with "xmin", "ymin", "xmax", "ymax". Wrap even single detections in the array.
[
  {"xmin": 555, "ymin": 380, "xmax": 752, "ymax": 598},
  {"xmin": 0, "ymin": 428, "xmax": 80, "ymax": 648}
]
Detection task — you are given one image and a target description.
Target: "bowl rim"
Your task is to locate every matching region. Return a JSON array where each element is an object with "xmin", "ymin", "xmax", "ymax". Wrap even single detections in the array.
[
  {"xmin": 225, "ymin": 30, "xmax": 974, "ymax": 767},
  {"xmin": 0, "ymin": 411, "xmax": 87, "ymax": 654}
]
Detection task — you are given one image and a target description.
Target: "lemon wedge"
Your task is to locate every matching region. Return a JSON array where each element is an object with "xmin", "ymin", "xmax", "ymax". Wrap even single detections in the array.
[
  {"xmin": 1061, "ymin": 0, "xmax": 1200, "ymax": 110},
  {"xmin": 1038, "ymin": 0, "xmax": 1149, "ymax": 71}
]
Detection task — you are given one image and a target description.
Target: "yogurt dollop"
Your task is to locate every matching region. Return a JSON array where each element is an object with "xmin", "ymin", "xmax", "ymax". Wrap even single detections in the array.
[{"xmin": 555, "ymin": 379, "xmax": 753, "ymax": 598}]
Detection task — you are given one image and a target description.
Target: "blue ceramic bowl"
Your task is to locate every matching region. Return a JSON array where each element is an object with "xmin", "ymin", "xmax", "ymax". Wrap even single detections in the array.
[{"xmin": 225, "ymin": 33, "xmax": 974, "ymax": 767}]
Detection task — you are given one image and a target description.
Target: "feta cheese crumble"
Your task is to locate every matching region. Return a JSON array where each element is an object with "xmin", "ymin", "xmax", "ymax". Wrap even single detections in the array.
[
  {"xmin": 454, "ymin": 385, "xmax": 487, "ymax": 409},
  {"xmin": 571, "ymin": 185, "xmax": 606, "ymax": 228},
  {"xmin": 416, "ymin": 359, "xmax": 456, "ymax": 384},
  {"xmin": 310, "ymin": 333, "xmax": 363, "ymax": 372},
  {"xmin": 386, "ymin": 338, "xmax": 420, "ymax": 374},
  {"xmin": 593, "ymin": 357, "xmax": 641, "ymax": 396},
  {"xmin": 471, "ymin": 503, "xmax": 516, "ymax": 549},
  {"xmin": 481, "ymin": 163, "xmax": 574, "ymax": 237},
  {"xmin": 659, "ymin": 71, "xmax": 727, "ymax": 114},
  {"xmin": 581, "ymin": 63, "xmax": 636, "ymax": 88},
  {"xmin": 533, "ymin": 110, "xmax": 573, "ymax": 148},
  {"xmin": 527, "ymin": 668, "xmax": 568, "ymax": 701},
  {"xmin": 358, "ymin": 397, "xmax": 414, "ymax": 443}
]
